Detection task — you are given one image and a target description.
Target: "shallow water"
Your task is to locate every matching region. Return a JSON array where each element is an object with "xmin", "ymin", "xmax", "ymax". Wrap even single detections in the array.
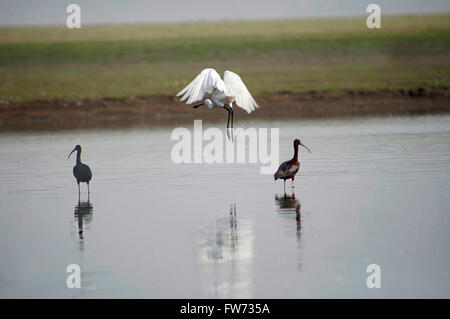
[{"xmin": 0, "ymin": 114, "xmax": 449, "ymax": 298}]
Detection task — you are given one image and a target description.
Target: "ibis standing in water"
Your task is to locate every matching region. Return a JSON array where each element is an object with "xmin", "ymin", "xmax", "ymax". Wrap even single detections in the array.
[
  {"xmin": 68, "ymin": 145, "xmax": 92, "ymax": 198},
  {"xmin": 177, "ymin": 68, "xmax": 259, "ymax": 139},
  {"xmin": 274, "ymin": 139, "xmax": 311, "ymax": 192}
]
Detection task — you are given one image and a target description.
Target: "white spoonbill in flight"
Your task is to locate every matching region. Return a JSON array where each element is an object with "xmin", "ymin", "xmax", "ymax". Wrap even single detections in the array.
[{"xmin": 177, "ymin": 68, "xmax": 259, "ymax": 138}]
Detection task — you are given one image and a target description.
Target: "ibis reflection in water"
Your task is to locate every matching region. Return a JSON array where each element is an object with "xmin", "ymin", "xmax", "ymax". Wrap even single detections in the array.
[
  {"xmin": 275, "ymin": 191, "xmax": 303, "ymax": 270},
  {"xmin": 274, "ymin": 139, "xmax": 311, "ymax": 193},
  {"xmin": 74, "ymin": 200, "xmax": 93, "ymax": 241},
  {"xmin": 73, "ymin": 200, "xmax": 96, "ymax": 292},
  {"xmin": 68, "ymin": 145, "xmax": 92, "ymax": 199},
  {"xmin": 275, "ymin": 191, "xmax": 301, "ymax": 234}
]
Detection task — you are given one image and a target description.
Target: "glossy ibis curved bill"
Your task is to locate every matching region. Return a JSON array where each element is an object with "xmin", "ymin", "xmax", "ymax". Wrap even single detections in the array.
[
  {"xmin": 177, "ymin": 68, "xmax": 259, "ymax": 140},
  {"xmin": 68, "ymin": 145, "xmax": 92, "ymax": 198},
  {"xmin": 274, "ymin": 139, "xmax": 311, "ymax": 192}
]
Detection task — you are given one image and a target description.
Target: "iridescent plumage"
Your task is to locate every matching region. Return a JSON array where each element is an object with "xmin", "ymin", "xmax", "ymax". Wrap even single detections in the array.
[{"xmin": 274, "ymin": 139, "xmax": 311, "ymax": 192}]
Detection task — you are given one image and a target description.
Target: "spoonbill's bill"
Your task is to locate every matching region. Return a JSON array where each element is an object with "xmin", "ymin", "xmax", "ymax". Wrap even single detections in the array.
[
  {"xmin": 68, "ymin": 145, "xmax": 92, "ymax": 198},
  {"xmin": 274, "ymin": 139, "xmax": 311, "ymax": 192},
  {"xmin": 177, "ymin": 68, "xmax": 259, "ymax": 139}
]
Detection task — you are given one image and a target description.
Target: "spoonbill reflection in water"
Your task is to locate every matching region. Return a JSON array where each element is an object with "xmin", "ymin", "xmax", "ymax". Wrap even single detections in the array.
[
  {"xmin": 196, "ymin": 204, "xmax": 254, "ymax": 298},
  {"xmin": 177, "ymin": 68, "xmax": 259, "ymax": 140}
]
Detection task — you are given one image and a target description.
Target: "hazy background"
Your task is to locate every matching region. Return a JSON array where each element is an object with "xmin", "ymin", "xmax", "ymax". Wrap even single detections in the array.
[{"xmin": 1, "ymin": 0, "xmax": 450, "ymax": 26}]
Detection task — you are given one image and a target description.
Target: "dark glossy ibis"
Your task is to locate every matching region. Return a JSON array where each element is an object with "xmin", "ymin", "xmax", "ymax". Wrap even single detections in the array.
[
  {"xmin": 274, "ymin": 139, "xmax": 311, "ymax": 192},
  {"xmin": 68, "ymin": 145, "xmax": 92, "ymax": 198}
]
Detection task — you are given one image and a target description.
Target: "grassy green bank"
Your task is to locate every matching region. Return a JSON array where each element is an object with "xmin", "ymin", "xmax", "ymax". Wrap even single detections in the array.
[{"xmin": 0, "ymin": 14, "xmax": 449, "ymax": 102}]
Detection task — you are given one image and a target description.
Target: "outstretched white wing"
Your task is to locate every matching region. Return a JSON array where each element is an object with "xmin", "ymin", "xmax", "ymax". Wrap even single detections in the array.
[
  {"xmin": 223, "ymin": 70, "xmax": 259, "ymax": 113},
  {"xmin": 177, "ymin": 68, "xmax": 227, "ymax": 104}
]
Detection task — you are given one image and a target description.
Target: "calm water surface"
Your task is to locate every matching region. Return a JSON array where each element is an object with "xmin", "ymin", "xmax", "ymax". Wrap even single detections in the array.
[{"xmin": 0, "ymin": 115, "xmax": 449, "ymax": 298}]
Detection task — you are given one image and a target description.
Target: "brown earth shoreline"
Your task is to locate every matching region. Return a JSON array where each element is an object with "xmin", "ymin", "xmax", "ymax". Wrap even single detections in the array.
[{"xmin": 0, "ymin": 88, "xmax": 449, "ymax": 132}]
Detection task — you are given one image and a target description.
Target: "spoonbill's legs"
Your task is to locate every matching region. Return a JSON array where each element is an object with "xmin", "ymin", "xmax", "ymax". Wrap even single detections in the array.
[
  {"xmin": 224, "ymin": 105, "xmax": 234, "ymax": 141},
  {"xmin": 230, "ymin": 107, "xmax": 234, "ymax": 136}
]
